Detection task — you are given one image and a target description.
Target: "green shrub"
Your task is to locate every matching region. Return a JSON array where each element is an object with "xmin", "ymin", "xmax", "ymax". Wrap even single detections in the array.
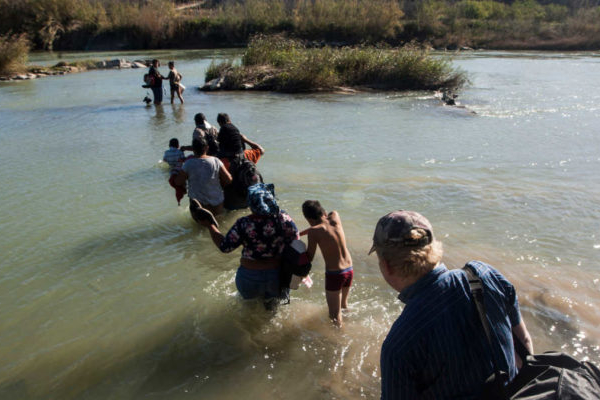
[
  {"xmin": 208, "ymin": 35, "xmax": 466, "ymax": 92},
  {"xmin": 511, "ymin": 0, "xmax": 545, "ymax": 21},
  {"xmin": 456, "ymin": 1, "xmax": 509, "ymax": 20},
  {"xmin": 544, "ymin": 4, "xmax": 569, "ymax": 22},
  {"xmin": 0, "ymin": 33, "xmax": 30, "ymax": 75}
]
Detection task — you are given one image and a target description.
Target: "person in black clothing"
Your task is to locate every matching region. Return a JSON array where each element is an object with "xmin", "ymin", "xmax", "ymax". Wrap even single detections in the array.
[
  {"xmin": 148, "ymin": 59, "xmax": 165, "ymax": 105},
  {"xmin": 216, "ymin": 113, "xmax": 245, "ymax": 158}
]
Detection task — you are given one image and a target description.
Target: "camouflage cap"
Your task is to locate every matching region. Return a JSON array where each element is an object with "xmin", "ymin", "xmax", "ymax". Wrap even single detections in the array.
[{"xmin": 368, "ymin": 210, "xmax": 434, "ymax": 255}]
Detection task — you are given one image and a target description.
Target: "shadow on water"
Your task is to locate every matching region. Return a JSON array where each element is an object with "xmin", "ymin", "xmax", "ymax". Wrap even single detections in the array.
[{"xmin": 0, "ymin": 297, "xmax": 331, "ymax": 400}]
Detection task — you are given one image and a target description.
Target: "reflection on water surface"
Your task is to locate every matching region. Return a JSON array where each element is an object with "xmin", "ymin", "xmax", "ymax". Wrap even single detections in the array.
[{"xmin": 0, "ymin": 49, "xmax": 599, "ymax": 399}]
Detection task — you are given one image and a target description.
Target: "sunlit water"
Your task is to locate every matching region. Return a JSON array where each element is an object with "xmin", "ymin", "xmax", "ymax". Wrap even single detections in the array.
[{"xmin": 1, "ymin": 49, "xmax": 599, "ymax": 399}]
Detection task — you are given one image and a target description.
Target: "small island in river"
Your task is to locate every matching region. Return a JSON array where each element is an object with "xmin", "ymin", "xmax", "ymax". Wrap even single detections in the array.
[{"xmin": 201, "ymin": 35, "xmax": 467, "ymax": 93}]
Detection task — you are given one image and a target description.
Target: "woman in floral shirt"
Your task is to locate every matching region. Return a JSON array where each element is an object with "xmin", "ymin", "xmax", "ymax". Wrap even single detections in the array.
[{"xmin": 200, "ymin": 183, "xmax": 299, "ymax": 306}]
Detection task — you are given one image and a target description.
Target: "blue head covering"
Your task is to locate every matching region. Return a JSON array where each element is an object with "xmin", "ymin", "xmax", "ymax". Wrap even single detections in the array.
[{"xmin": 247, "ymin": 183, "xmax": 279, "ymax": 216}]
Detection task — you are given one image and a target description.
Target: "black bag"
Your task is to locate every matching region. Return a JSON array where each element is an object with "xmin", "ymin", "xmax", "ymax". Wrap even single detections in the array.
[
  {"xmin": 464, "ymin": 264, "xmax": 600, "ymax": 400},
  {"xmin": 279, "ymin": 239, "xmax": 312, "ymax": 292},
  {"xmin": 229, "ymin": 155, "xmax": 263, "ymax": 197}
]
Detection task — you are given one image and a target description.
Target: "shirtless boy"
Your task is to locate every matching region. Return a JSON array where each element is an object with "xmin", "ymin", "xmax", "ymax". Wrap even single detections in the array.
[{"xmin": 301, "ymin": 200, "xmax": 353, "ymax": 326}]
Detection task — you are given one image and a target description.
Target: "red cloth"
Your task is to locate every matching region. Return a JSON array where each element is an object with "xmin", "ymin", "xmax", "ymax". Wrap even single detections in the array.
[{"xmin": 168, "ymin": 173, "xmax": 186, "ymax": 205}]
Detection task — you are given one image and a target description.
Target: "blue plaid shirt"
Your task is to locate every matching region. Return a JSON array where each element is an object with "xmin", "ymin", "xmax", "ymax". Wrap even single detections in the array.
[{"xmin": 380, "ymin": 261, "xmax": 521, "ymax": 399}]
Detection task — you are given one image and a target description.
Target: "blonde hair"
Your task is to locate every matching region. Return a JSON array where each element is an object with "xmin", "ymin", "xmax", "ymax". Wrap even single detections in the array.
[{"xmin": 376, "ymin": 228, "xmax": 443, "ymax": 277}]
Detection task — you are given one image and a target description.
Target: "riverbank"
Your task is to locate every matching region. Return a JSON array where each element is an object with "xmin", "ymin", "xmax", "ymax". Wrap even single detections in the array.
[
  {"xmin": 1, "ymin": 0, "xmax": 600, "ymax": 52},
  {"xmin": 201, "ymin": 36, "xmax": 466, "ymax": 93},
  {"xmin": 0, "ymin": 59, "xmax": 150, "ymax": 82}
]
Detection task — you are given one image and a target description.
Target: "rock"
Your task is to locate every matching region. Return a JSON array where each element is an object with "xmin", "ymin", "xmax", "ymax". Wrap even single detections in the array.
[
  {"xmin": 200, "ymin": 77, "xmax": 225, "ymax": 91},
  {"xmin": 105, "ymin": 59, "xmax": 125, "ymax": 68},
  {"xmin": 120, "ymin": 62, "xmax": 132, "ymax": 68},
  {"xmin": 14, "ymin": 75, "xmax": 29, "ymax": 80},
  {"xmin": 26, "ymin": 73, "xmax": 38, "ymax": 79},
  {"xmin": 131, "ymin": 62, "xmax": 146, "ymax": 69},
  {"xmin": 0, "ymin": 76, "xmax": 10, "ymax": 81},
  {"xmin": 242, "ymin": 83, "xmax": 254, "ymax": 90},
  {"xmin": 96, "ymin": 60, "xmax": 107, "ymax": 68},
  {"xmin": 134, "ymin": 60, "xmax": 151, "ymax": 67},
  {"xmin": 55, "ymin": 61, "xmax": 67, "ymax": 67},
  {"xmin": 460, "ymin": 46, "xmax": 473, "ymax": 51}
]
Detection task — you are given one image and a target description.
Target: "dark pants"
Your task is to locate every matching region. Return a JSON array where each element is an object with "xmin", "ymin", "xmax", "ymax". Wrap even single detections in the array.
[{"xmin": 151, "ymin": 86, "xmax": 163, "ymax": 104}]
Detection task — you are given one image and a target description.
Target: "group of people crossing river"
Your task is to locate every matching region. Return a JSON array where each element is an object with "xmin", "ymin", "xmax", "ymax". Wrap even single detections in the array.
[
  {"xmin": 162, "ymin": 111, "xmax": 354, "ymax": 323},
  {"xmin": 160, "ymin": 109, "xmax": 536, "ymax": 399}
]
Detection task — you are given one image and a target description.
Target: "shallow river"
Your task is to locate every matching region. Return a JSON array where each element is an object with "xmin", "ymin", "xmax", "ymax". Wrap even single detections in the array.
[{"xmin": 0, "ymin": 49, "xmax": 599, "ymax": 399}]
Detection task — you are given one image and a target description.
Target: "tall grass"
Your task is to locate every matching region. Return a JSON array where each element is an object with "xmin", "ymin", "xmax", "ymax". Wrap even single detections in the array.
[
  {"xmin": 0, "ymin": 33, "xmax": 30, "ymax": 75},
  {"xmin": 206, "ymin": 35, "xmax": 466, "ymax": 92},
  {"xmin": 0, "ymin": 0, "xmax": 599, "ymax": 50}
]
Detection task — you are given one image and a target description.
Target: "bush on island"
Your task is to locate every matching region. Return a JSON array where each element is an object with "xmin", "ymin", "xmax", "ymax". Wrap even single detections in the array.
[
  {"xmin": 205, "ymin": 35, "xmax": 467, "ymax": 92},
  {"xmin": 0, "ymin": 33, "xmax": 30, "ymax": 75}
]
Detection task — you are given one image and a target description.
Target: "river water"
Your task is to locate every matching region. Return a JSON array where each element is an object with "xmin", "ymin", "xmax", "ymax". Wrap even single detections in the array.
[{"xmin": 0, "ymin": 49, "xmax": 599, "ymax": 399}]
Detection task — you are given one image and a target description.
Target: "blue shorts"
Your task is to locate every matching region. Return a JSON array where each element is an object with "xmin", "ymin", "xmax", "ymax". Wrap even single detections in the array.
[
  {"xmin": 151, "ymin": 86, "xmax": 163, "ymax": 103},
  {"xmin": 235, "ymin": 266, "xmax": 280, "ymax": 300}
]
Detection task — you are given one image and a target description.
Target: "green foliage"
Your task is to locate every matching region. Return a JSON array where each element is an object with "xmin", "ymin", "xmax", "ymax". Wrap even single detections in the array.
[
  {"xmin": 209, "ymin": 35, "xmax": 466, "ymax": 92},
  {"xmin": 456, "ymin": 1, "xmax": 509, "ymax": 20},
  {"xmin": 0, "ymin": 33, "xmax": 30, "ymax": 75},
  {"xmin": 205, "ymin": 59, "xmax": 235, "ymax": 81},
  {"xmin": 511, "ymin": 0, "xmax": 546, "ymax": 20},
  {"xmin": 544, "ymin": 4, "xmax": 569, "ymax": 22},
  {"xmin": 0, "ymin": 0, "xmax": 598, "ymax": 51}
]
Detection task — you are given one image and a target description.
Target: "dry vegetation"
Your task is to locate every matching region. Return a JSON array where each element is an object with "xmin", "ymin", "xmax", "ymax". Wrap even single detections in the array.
[
  {"xmin": 0, "ymin": 34, "xmax": 30, "ymax": 75},
  {"xmin": 204, "ymin": 35, "xmax": 467, "ymax": 92},
  {"xmin": 0, "ymin": 0, "xmax": 599, "ymax": 51}
]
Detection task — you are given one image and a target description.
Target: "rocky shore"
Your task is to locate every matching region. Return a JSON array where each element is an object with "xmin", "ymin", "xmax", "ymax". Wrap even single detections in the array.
[{"xmin": 0, "ymin": 59, "xmax": 151, "ymax": 82}]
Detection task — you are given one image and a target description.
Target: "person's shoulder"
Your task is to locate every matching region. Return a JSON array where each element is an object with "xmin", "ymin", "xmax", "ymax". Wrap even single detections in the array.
[
  {"xmin": 465, "ymin": 260, "xmax": 515, "ymax": 293},
  {"xmin": 307, "ymin": 224, "xmax": 327, "ymax": 237}
]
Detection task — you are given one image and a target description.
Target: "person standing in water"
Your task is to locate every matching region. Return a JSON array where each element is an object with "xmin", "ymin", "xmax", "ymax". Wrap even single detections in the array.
[
  {"xmin": 176, "ymin": 138, "xmax": 232, "ymax": 216},
  {"xmin": 301, "ymin": 200, "xmax": 353, "ymax": 327},
  {"xmin": 199, "ymin": 183, "xmax": 299, "ymax": 309},
  {"xmin": 369, "ymin": 210, "xmax": 533, "ymax": 399},
  {"xmin": 167, "ymin": 61, "xmax": 184, "ymax": 104},
  {"xmin": 148, "ymin": 59, "xmax": 165, "ymax": 105}
]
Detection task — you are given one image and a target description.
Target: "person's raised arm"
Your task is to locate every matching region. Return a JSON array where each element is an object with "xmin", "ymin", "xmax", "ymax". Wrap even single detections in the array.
[
  {"xmin": 306, "ymin": 230, "xmax": 317, "ymax": 262},
  {"xmin": 198, "ymin": 218, "xmax": 243, "ymax": 253},
  {"xmin": 206, "ymin": 223, "xmax": 225, "ymax": 248},
  {"xmin": 240, "ymin": 134, "xmax": 264, "ymax": 155}
]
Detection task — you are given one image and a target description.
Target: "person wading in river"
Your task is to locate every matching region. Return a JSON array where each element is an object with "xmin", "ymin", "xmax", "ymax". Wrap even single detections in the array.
[{"xmin": 370, "ymin": 210, "xmax": 533, "ymax": 399}]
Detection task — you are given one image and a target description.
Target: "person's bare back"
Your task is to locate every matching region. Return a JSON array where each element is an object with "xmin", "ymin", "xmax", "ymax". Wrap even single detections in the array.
[
  {"xmin": 302, "ymin": 200, "xmax": 353, "ymax": 326},
  {"xmin": 304, "ymin": 211, "xmax": 352, "ymax": 271}
]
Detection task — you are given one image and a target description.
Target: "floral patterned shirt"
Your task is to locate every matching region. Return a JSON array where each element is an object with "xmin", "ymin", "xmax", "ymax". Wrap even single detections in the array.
[{"xmin": 219, "ymin": 211, "xmax": 299, "ymax": 259}]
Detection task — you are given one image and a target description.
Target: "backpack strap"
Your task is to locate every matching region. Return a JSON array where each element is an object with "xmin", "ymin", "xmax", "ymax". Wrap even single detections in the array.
[{"xmin": 463, "ymin": 264, "xmax": 508, "ymax": 398}]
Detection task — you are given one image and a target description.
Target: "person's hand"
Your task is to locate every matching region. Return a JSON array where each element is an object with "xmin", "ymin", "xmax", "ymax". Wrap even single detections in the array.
[{"xmin": 299, "ymin": 228, "xmax": 309, "ymax": 236}]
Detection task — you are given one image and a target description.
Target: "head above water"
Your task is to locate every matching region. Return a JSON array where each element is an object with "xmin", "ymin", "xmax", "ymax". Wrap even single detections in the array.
[
  {"xmin": 194, "ymin": 113, "xmax": 207, "ymax": 126},
  {"xmin": 247, "ymin": 183, "xmax": 279, "ymax": 216},
  {"xmin": 369, "ymin": 210, "xmax": 443, "ymax": 278},
  {"xmin": 169, "ymin": 138, "xmax": 179, "ymax": 148},
  {"xmin": 217, "ymin": 113, "xmax": 231, "ymax": 126},
  {"xmin": 192, "ymin": 137, "xmax": 208, "ymax": 155},
  {"xmin": 302, "ymin": 200, "xmax": 326, "ymax": 222}
]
